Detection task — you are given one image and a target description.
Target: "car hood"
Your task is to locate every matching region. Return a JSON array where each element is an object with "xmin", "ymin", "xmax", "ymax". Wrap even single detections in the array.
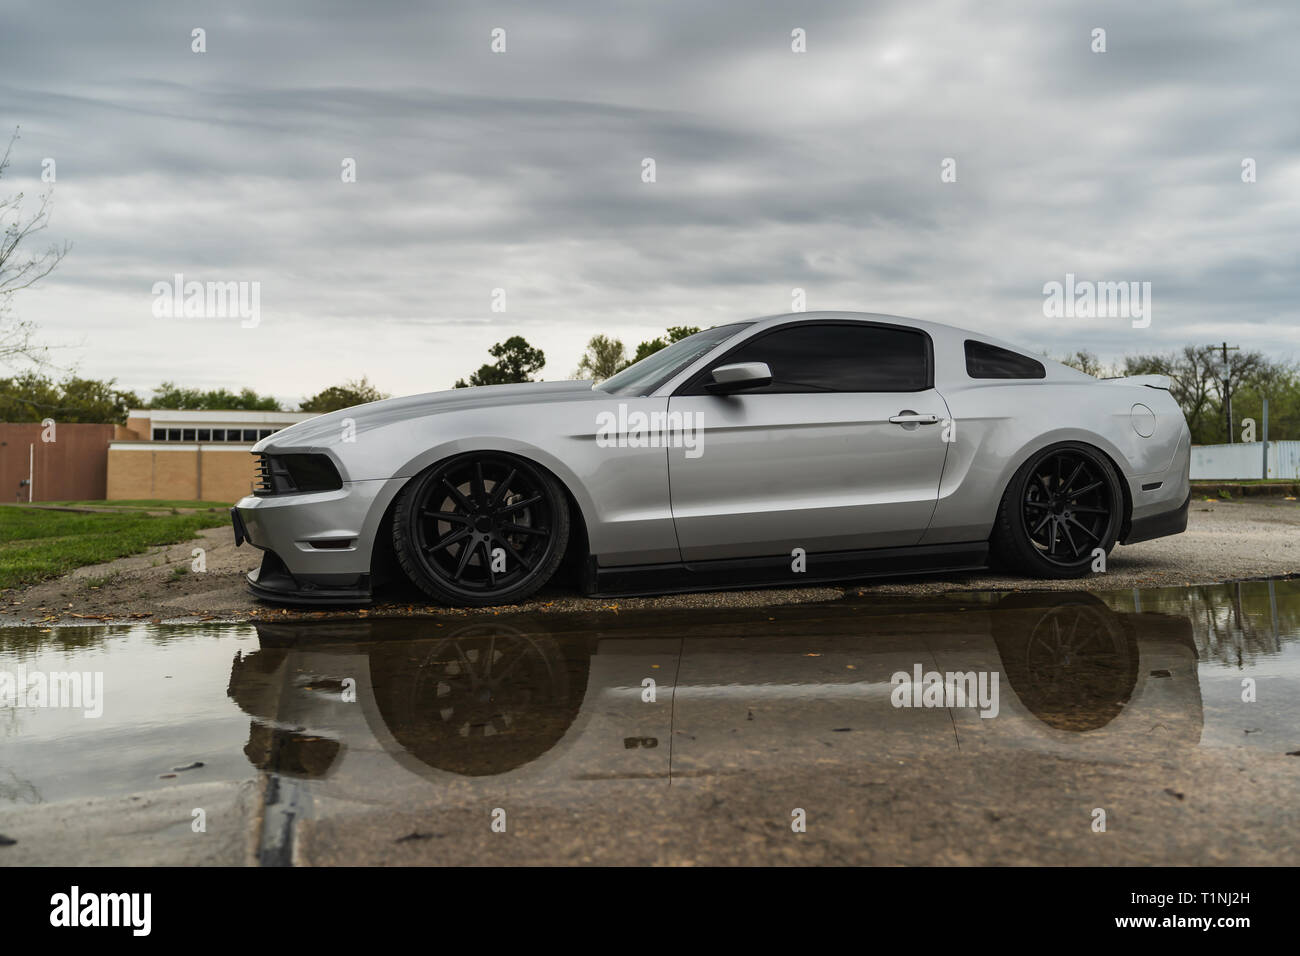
[{"xmin": 257, "ymin": 380, "xmax": 597, "ymax": 451}]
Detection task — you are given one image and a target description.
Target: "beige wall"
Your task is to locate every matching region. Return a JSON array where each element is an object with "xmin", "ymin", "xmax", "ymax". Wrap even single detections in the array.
[
  {"xmin": 107, "ymin": 447, "xmax": 256, "ymax": 503},
  {"xmin": 123, "ymin": 416, "xmax": 151, "ymax": 440}
]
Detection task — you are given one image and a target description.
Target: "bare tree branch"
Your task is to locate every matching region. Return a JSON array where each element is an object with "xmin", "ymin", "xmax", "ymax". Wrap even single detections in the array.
[{"xmin": 0, "ymin": 126, "xmax": 71, "ymax": 369}]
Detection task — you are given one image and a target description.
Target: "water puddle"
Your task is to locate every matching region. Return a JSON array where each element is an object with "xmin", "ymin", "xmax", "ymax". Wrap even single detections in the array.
[
  {"xmin": 3, "ymin": 580, "xmax": 1298, "ymax": 801},
  {"xmin": 2, "ymin": 580, "xmax": 1298, "ymax": 863}
]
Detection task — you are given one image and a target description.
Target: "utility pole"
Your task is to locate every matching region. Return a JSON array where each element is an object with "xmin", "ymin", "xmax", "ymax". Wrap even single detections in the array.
[
  {"xmin": 1211, "ymin": 342, "xmax": 1240, "ymax": 443},
  {"xmin": 1262, "ymin": 397, "xmax": 1270, "ymax": 479}
]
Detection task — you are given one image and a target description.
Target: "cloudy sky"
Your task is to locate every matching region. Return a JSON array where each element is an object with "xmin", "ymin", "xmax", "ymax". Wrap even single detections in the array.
[{"xmin": 2, "ymin": 0, "xmax": 1297, "ymax": 406}]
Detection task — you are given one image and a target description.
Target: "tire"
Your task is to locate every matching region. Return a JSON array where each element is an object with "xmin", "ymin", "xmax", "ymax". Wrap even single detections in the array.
[
  {"xmin": 989, "ymin": 442, "xmax": 1123, "ymax": 579},
  {"xmin": 392, "ymin": 452, "xmax": 570, "ymax": 607}
]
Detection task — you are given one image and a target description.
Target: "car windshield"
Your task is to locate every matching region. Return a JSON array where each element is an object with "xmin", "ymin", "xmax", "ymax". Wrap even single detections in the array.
[{"xmin": 594, "ymin": 323, "xmax": 753, "ymax": 396}]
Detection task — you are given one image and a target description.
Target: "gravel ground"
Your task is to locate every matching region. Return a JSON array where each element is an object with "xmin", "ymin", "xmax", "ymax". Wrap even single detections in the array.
[{"xmin": 2, "ymin": 497, "xmax": 1296, "ymax": 626}]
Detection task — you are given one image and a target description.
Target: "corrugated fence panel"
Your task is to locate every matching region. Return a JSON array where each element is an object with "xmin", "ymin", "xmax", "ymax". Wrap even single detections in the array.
[
  {"xmin": 1273, "ymin": 441, "xmax": 1300, "ymax": 480},
  {"xmin": 1190, "ymin": 440, "xmax": 1300, "ymax": 480}
]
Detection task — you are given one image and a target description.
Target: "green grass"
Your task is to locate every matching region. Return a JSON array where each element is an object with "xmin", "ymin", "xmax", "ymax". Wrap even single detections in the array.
[
  {"xmin": 42, "ymin": 499, "xmax": 230, "ymax": 511},
  {"xmin": 0, "ymin": 507, "xmax": 229, "ymax": 589}
]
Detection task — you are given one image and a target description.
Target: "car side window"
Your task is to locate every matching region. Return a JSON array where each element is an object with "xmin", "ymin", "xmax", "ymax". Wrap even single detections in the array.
[
  {"xmin": 696, "ymin": 323, "xmax": 931, "ymax": 393},
  {"xmin": 964, "ymin": 340, "xmax": 1046, "ymax": 379}
]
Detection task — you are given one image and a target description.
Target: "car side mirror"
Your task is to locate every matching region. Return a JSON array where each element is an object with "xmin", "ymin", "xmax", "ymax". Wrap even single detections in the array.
[{"xmin": 706, "ymin": 362, "xmax": 773, "ymax": 394}]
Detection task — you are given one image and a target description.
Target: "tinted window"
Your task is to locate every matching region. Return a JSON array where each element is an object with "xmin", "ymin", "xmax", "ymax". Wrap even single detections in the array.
[
  {"xmin": 701, "ymin": 323, "xmax": 930, "ymax": 393},
  {"xmin": 597, "ymin": 323, "xmax": 753, "ymax": 396},
  {"xmin": 965, "ymin": 340, "xmax": 1045, "ymax": 379}
]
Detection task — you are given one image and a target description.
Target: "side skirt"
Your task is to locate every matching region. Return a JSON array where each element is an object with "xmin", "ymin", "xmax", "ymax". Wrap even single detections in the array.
[{"xmin": 585, "ymin": 542, "xmax": 989, "ymax": 597}]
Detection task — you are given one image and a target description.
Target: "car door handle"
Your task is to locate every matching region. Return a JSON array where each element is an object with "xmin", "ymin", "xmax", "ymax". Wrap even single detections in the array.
[{"xmin": 889, "ymin": 412, "xmax": 940, "ymax": 425}]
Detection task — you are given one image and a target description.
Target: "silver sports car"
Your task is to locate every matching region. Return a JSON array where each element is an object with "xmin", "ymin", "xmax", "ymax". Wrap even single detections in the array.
[{"xmin": 231, "ymin": 311, "xmax": 1191, "ymax": 606}]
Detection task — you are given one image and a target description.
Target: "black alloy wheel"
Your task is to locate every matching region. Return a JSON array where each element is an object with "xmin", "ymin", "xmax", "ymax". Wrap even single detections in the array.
[
  {"xmin": 991, "ymin": 442, "xmax": 1123, "ymax": 579},
  {"xmin": 1022, "ymin": 449, "xmax": 1114, "ymax": 565},
  {"xmin": 392, "ymin": 452, "xmax": 570, "ymax": 606}
]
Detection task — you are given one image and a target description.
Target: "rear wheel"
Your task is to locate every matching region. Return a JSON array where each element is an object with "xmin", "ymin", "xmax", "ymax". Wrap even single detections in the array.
[
  {"xmin": 990, "ymin": 442, "xmax": 1123, "ymax": 579},
  {"xmin": 392, "ymin": 452, "xmax": 570, "ymax": 606}
]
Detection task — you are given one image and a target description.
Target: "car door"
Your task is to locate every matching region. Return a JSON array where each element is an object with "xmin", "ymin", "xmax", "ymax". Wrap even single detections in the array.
[{"xmin": 665, "ymin": 320, "xmax": 950, "ymax": 561}]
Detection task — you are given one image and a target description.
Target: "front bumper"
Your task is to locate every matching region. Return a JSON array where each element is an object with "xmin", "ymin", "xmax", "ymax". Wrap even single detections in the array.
[
  {"xmin": 231, "ymin": 478, "xmax": 405, "ymax": 606},
  {"xmin": 245, "ymin": 548, "xmax": 373, "ymax": 606}
]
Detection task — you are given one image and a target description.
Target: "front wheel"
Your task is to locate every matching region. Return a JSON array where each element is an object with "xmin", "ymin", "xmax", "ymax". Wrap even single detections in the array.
[
  {"xmin": 392, "ymin": 452, "xmax": 570, "ymax": 607},
  {"xmin": 990, "ymin": 442, "xmax": 1123, "ymax": 579}
]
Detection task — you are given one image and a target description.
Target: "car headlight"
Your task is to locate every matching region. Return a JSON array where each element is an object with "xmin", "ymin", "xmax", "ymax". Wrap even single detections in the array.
[{"xmin": 254, "ymin": 453, "xmax": 343, "ymax": 496}]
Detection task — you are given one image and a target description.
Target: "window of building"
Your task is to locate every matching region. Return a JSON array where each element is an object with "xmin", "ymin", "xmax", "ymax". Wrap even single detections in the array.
[{"xmin": 146, "ymin": 423, "xmax": 291, "ymax": 441}]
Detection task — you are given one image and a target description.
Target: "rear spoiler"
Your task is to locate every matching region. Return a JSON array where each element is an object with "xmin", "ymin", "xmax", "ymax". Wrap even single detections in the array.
[{"xmin": 1100, "ymin": 374, "xmax": 1171, "ymax": 390}]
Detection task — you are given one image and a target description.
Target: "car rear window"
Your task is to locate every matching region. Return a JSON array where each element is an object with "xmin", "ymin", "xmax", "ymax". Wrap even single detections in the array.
[{"xmin": 965, "ymin": 340, "xmax": 1046, "ymax": 379}]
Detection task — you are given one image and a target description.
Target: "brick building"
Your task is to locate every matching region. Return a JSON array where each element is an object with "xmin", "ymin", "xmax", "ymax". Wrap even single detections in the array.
[
  {"xmin": 0, "ymin": 422, "xmax": 119, "ymax": 502},
  {"xmin": 107, "ymin": 409, "xmax": 317, "ymax": 503}
]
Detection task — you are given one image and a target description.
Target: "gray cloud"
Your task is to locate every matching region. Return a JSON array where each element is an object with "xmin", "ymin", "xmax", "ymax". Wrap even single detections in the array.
[{"xmin": 1, "ymin": 0, "xmax": 1297, "ymax": 402}]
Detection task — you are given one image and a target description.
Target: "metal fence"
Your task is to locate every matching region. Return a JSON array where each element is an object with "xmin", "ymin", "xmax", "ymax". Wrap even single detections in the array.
[{"xmin": 1190, "ymin": 440, "xmax": 1300, "ymax": 480}]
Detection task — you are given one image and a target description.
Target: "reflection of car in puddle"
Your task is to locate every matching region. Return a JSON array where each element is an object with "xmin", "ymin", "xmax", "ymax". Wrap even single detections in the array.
[
  {"xmin": 368, "ymin": 622, "xmax": 587, "ymax": 777},
  {"xmin": 227, "ymin": 645, "xmax": 344, "ymax": 776},
  {"xmin": 228, "ymin": 593, "xmax": 1201, "ymax": 786},
  {"xmin": 992, "ymin": 595, "xmax": 1139, "ymax": 732}
]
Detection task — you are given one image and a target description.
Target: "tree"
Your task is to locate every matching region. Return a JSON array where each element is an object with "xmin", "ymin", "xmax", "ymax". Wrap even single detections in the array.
[
  {"xmin": 1, "ymin": 128, "xmax": 69, "ymax": 369},
  {"xmin": 1123, "ymin": 346, "xmax": 1221, "ymax": 444},
  {"xmin": 59, "ymin": 376, "xmax": 144, "ymax": 423},
  {"xmin": 0, "ymin": 371, "xmax": 140, "ymax": 423},
  {"xmin": 621, "ymin": 325, "xmax": 701, "ymax": 370},
  {"xmin": 1119, "ymin": 346, "xmax": 1278, "ymax": 444},
  {"xmin": 148, "ymin": 382, "xmax": 282, "ymax": 411},
  {"xmin": 1055, "ymin": 349, "xmax": 1109, "ymax": 378},
  {"xmin": 575, "ymin": 334, "xmax": 627, "ymax": 382},
  {"xmin": 300, "ymin": 376, "xmax": 390, "ymax": 412},
  {"xmin": 454, "ymin": 336, "xmax": 545, "ymax": 388},
  {"xmin": 1236, "ymin": 358, "xmax": 1300, "ymax": 444}
]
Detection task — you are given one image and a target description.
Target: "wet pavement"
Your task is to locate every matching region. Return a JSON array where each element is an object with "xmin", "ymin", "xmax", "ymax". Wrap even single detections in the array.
[{"xmin": 2, "ymin": 579, "xmax": 1299, "ymax": 865}]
